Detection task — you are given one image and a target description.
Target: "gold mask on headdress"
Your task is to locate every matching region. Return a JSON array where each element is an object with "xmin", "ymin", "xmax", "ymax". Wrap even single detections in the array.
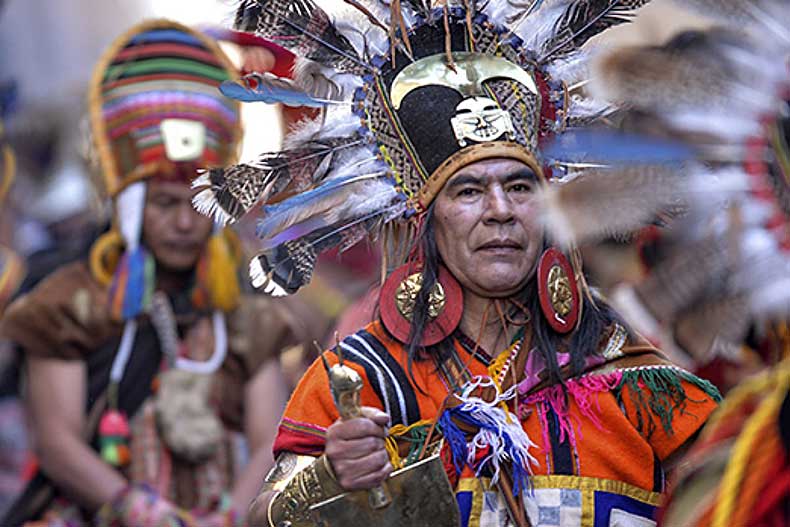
[{"xmin": 390, "ymin": 52, "xmax": 537, "ymax": 147}]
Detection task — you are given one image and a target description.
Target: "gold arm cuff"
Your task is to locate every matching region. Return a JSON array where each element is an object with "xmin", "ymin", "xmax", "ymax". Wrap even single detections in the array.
[{"xmin": 267, "ymin": 454, "xmax": 343, "ymax": 527}]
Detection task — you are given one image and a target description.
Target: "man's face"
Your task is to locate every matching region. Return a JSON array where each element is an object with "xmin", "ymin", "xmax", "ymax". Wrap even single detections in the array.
[
  {"xmin": 142, "ymin": 180, "xmax": 213, "ymax": 272},
  {"xmin": 433, "ymin": 158, "xmax": 543, "ymax": 298}
]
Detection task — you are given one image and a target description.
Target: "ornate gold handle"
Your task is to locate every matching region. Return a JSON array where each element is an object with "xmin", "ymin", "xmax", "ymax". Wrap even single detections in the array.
[{"xmin": 321, "ymin": 350, "xmax": 392, "ymax": 509}]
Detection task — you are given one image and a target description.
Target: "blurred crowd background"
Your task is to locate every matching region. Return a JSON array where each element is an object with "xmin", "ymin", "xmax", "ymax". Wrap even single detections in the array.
[{"xmin": 0, "ymin": 0, "xmax": 716, "ymax": 519}]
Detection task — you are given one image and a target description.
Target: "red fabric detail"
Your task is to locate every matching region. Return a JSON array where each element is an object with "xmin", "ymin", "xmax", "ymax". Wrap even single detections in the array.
[
  {"xmin": 208, "ymin": 29, "xmax": 296, "ymax": 78},
  {"xmin": 440, "ymin": 441, "xmax": 459, "ymax": 488},
  {"xmin": 272, "ymin": 423, "xmax": 327, "ymax": 457},
  {"xmin": 108, "ymin": 113, "xmax": 234, "ymax": 141},
  {"xmin": 379, "ymin": 264, "xmax": 463, "ymax": 346},
  {"xmin": 139, "ymin": 144, "xmax": 168, "ymax": 163},
  {"xmin": 751, "ymin": 450, "xmax": 790, "ymax": 527}
]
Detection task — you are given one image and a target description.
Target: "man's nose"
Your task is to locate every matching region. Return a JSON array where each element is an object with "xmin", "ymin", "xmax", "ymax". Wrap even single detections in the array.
[
  {"xmin": 483, "ymin": 186, "xmax": 515, "ymax": 224},
  {"xmin": 175, "ymin": 202, "xmax": 198, "ymax": 231}
]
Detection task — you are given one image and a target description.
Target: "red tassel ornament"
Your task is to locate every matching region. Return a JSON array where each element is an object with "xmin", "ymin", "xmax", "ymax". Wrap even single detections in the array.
[{"xmin": 99, "ymin": 409, "xmax": 131, "ymax": 467}]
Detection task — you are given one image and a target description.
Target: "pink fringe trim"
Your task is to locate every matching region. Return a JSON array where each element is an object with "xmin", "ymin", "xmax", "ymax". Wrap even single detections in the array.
[{"xmin": 518, "ymin": 371, "xmax": 623, "ymax": 448}]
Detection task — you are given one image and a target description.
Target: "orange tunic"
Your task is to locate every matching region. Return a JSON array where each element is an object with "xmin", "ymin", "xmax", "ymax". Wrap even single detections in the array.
[{"xmin": 274, "ymin": 320, "xmax": 720, "ymax": 527}]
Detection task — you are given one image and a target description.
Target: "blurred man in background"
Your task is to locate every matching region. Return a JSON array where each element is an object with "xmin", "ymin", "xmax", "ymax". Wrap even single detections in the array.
[{"xmin": 0, "ymin": 20, "xmax": 300, "ymax": 527}]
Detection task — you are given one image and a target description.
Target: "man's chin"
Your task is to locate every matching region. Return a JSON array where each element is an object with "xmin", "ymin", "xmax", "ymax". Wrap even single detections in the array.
[
  {"xmin": 467, "ymin": 276, "xmax": 531, "ymax": 299},
  {"xmin": 155, "ymin": 254, "xmax": 201, "ymax": 273}
]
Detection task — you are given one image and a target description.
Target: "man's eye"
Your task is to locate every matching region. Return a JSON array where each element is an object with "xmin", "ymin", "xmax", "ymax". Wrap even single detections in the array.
[
  {"xmin": 458, "ymin": 188, "xmax": 480, "ymax": 197},
  {"xmin": 509, "ymin": 183, "xmax": 532, "ymax": 193},
  {"xmin": 151, "ymin": 198, "xmax": 176, "ymax": 207}
]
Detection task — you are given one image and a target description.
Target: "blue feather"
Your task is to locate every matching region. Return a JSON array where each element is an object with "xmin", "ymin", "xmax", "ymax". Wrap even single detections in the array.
[
  {"xmin": 256, "ymin": 173, "xmax": 385, "ymax": 237},
  {"xmin": 220, "ymin": 73, "xmax": 331, "ymax": 108},
  {"xmin": 545, "ymin": 129, "xmax": 695, "ymax": 165}
]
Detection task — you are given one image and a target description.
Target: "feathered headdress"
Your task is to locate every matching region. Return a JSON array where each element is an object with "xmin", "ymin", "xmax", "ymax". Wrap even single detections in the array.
[
  {"xmin": 194, "ymin": 0, "xmax": 655, "ymax": 296},
  {"xmin": 540, "ymin": 0, "xmax": 790, "ymax": 361}
]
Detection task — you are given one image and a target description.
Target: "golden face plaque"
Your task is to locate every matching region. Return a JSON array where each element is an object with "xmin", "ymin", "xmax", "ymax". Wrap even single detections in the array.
[
  {"xmin": 450, "ymin": 96, "xmax": 516, "ymax": 147},
  {"xmin": 547, "ymin": 264, "xmax": 573, "ymax": 317},
  {"xmin": 395, "ymin": 273, "xmax": 447, "ymax": 321}
]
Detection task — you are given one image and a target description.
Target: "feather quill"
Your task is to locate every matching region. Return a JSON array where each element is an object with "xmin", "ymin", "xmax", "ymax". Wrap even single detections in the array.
[
  {"xmin": 256, "ymin": 171, "xmax": 389, "ymax": 238},
  {"xmin": 250, "ymin": 202, "xmax": 404, "ymax": 295},
  {"xmin": 220, "ymin": 73, "xmax": 340, "ymax": 107},
  {"xmin": 544, "ymin": 129, "xmax": 695, "ymax": 165},
  {"xmin": 191, "ymin": 138, "xmax": 366, "ymax": 225}
]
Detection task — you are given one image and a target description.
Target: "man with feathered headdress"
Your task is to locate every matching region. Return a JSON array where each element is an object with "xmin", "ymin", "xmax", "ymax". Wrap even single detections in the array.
[
  {"xmin": 197, "ymin": 1, "xmax": 721, "ymax": 525},
  {"xmin": 0, "ymin": 20, "xmax": 303, "ymax": 527}
]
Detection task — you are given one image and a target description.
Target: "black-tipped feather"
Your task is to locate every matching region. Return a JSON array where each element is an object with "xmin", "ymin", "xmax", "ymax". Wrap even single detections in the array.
[
  {"xmin": 193, "ymin": 137, "xmax": 362, "ymax": 225},
  {"xmin": 250, "ymin": 214, "xmax": 378, "ymax": 296},
  {"xmin": 233, "ymin": 0, "xmax": 369, "ymax": 73},
  {"xmin": 541, "ymin": 0, "xmax": 652, "ymax": 60}
]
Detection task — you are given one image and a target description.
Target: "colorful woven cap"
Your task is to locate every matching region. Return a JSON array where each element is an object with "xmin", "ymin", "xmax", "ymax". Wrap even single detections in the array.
[{"xmin": 89, "ymin": 19, "xmax": 242, "ymax": 197}]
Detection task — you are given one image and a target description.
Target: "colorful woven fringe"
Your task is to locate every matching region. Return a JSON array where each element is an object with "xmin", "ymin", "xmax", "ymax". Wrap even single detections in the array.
[
  {"xmin": 439, "ymin": 377, "xmax": 537, "ymax": 496},
  {"xmin": 518, "ymin": 371, "xmax": 623, "ymax": 453},
  {"xmin": 614, "ymin": 366, "xmax": 722, "ymax": 439},
  {"xmin": 108, "ymin": 247, "xmax": 155, "ymax": 321}
]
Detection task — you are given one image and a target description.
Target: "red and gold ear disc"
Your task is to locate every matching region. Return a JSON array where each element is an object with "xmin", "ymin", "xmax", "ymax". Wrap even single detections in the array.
[
  {"xmin": 380, "ymin": 263, "xmax": 463, "ymax": 346},
  {"xmin": 537, "ymin": 247, "xmax": 580, "ymax": 334}
]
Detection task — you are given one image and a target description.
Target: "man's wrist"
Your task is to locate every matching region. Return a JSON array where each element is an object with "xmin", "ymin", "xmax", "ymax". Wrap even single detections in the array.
[{"xmin": 264, "ymin": 453, "xmax": 343, "ymax": 527}]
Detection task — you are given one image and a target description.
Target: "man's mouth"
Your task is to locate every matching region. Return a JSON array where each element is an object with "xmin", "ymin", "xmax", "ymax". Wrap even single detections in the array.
[
  {"xmin": 165, "ymin": 241, "xmax": 202, "ymax": 251},
  {"xmin": 477, "ymin": 239, "xmax": 523, "ymax": 252}
]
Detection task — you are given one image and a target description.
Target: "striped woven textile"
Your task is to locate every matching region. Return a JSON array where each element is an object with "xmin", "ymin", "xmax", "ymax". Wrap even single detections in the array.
[{"xmin": 90, "ymin": 20, "xmax": 241, "ymax": 196}]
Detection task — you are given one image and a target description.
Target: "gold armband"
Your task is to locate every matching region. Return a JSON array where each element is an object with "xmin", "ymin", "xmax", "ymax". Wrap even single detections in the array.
[{"xmin": 264, "ymin": 453, "xmax": 343, "ymax": 527}]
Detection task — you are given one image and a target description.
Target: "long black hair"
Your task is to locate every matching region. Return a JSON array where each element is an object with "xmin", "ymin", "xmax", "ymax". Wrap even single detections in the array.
[{"xmin": 403, "ymin": 206, "xmax": 625, "ymax": 387}]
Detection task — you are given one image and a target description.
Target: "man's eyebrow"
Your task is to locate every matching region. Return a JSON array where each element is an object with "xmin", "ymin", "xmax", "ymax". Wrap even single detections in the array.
[
  {"xmin": 503, "ymin": 169, "xmax": 537, "ymax": 183},
  {"xmin": 446, "ymin": 174, "xmax": 485, "ymax": 189},
  {"xmin": 447, "ymin": 168, "xmax": 537, "ymax": 189}
]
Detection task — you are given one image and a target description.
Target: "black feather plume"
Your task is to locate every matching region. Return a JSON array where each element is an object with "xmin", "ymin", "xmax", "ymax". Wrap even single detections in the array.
[
  {"xmin": 249, "ymin": 213, "xmax": 379, "ymax": 296},
  {"xmin": 192, "ymin": 137, "xmax": 363, "ymax": 225},
  {"xmin": 233, "ymin": 0, "xmax": 369, "ymax": 73},
  {"xmin": 541, "ymin": 0, "xmax": 652, "ymax": 61}
]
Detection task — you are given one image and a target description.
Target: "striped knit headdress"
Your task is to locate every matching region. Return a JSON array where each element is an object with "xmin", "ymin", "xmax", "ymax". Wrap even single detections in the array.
[
  {"xmin": 87, "ymin": 19, "xmax": 242, "ymax": 321},
  {"xmin": 90, "ymin": 19, "xmax": 242, "ymax": 197}
]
